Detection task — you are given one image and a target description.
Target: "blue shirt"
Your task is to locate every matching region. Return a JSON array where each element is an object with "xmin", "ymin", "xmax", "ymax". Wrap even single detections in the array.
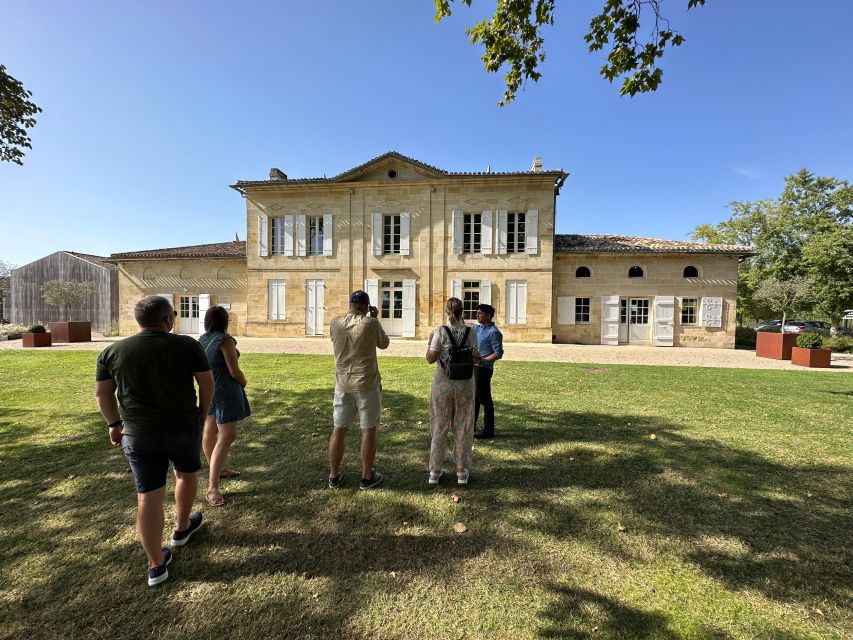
[{"xmin": 474, "ymin": 322, "xmax": 503, "ymax": 369}]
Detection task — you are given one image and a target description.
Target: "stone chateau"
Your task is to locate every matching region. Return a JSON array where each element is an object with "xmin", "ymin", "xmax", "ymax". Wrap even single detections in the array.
[{"xmin": 108, "ymin": 152, "xmax": 751, "ymax": 347}]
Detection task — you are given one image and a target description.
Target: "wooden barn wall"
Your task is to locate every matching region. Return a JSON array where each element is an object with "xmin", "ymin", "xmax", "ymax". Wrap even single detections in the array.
[{"xmin": 10, "ymin": 253, "xmax": 117, "ymax": 331}]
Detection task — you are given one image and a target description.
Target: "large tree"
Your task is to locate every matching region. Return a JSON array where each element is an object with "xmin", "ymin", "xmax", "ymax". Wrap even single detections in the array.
[
  {"xmin": 692, "ymin": 170, "xmax": 853, "ymax": 324},
  {"xmin": 435, "ymin": 0, "xmax": 706, "ymax": 106},
  {"xmin": 0, "ymin": 65, "xmax": 42, "ymax": 165}
]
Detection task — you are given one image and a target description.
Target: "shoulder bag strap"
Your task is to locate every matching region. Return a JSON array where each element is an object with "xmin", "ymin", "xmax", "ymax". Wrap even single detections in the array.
[{"xmin": 441, "ymin": 325, "xmax": 459, "ymax": 349}]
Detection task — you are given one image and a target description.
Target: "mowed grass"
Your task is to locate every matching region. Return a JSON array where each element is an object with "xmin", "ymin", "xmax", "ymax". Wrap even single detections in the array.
[{"xmin": 0, "ymin": 351, "xmax": 851, "ymax": 640}]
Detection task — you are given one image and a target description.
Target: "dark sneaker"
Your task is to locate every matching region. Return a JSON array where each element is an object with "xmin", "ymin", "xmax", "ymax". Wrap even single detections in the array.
[
  {"xmin": 147, "ymin": 547, "xmax": 172, "ymax": 587},
  {"xmin": 171, "ymin": 511, "xmax": 203, "ymax": 547},
  {"xmin": 359, "ymin": 471, "xmax": 384, "ymax": 490},
  {"xmin": 328, "ymin": 473, "xmax": 342, "ymax": 489},
  {"xmin": 474, "ymin": 430, "xmax": 493, "ymax": 440}
]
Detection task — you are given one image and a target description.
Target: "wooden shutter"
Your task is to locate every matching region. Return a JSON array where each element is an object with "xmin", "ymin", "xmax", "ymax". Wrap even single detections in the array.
[
  {"xmin": 481, "ymin": 210, "xmax": 493, "ymax": 255},
  {"xmin": 452, "ymin": 210, "xmax": 463, "ymax": 255},
  {"xmin": 496, "ymin": 209, "xmax": 508, "ymax": 254},
  {"xmin": 600, "ymin": 295, "xmax": 620, "ymax": 345},
  {"xmin": 701, "ymin": 296, "xmax": 723, "ymax": 327},
  {"xmin": 364, "ymin": 279, "xmax": 379, "ymax": 307},
  {"xmin": 323, "ymin": 213, "xmax": 333, "ymax": 256},
  {"xmin": 305, "ymin": 280, "xmax": 315, "ymax": 335},
  {"xmin": 197, "ymin": 294, "xmax": 210, "ymax": 336},
  {"xmin": 557, "ymin": 296, "xmax": 575, "ymax": 325},
  {"xmin": 402, "ymin": 279, "xmax": 416, "ymax": 337},
  {"xmin": 284, "ymin": 215, "xmax": 295, "ymax": 257},
  {"xmin": 268, "ymin": 280, "xmax": 285, "ymax": 320},
  {"xmin": 653, "ymin": 296, "xmax": 675, "ymax": 346},
  {"xmin": 451, "ymin": 279, "xmax": 462, "ymax": 300},
  {"xmin": 525, "ymin": 209, "xmax": 539, "ymax": 255},
  {"xmin": 372, "ymin": 213, "xmax": 382, "ymax": 256},
  {"xmin": 316, "ymin": 279, "xmax": 325, "ymax": 334},
  {"xmin": 516, "ymin": 281, "xmax": 527, "ymax": 324},
  {"xmin": 480, "ymin": 279, "xmax": 491, "ymax": 305},
  {"xmin": 258, "ymin": 214, "xmax": 269, "ymax": 257},
  {"xmin": 400, "ymin": 212, "xmax": 411, "ymax": 256},
  {"xmin": 296, "ymin": 214, "xmax": 307, "ymax": 257}
]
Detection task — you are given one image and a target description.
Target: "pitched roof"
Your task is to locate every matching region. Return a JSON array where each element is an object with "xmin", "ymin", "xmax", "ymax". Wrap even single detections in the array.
[
  {"xmin": 64, "ymin": 251, "xmax": 116, "ymax": 269},
  {"xmin": 232, "ymin": 150, "xmax": 567, "ymax": 188},
  {"xmin": 555, "ymin": 234, "xmax": 754, "ymax": 255},
  {"xmin": 111, "ymin": 241, "xmax": 247, "ymax": 260}
]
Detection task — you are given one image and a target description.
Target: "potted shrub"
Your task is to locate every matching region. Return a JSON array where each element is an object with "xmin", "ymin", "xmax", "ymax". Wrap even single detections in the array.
[
  {"xmin": 791, "ymin": 332, "xmax": 831, "ymax": 368},
  {"xmin": 22, "ymin": 324, "xmax": 52, "ymax": 348},
  {"xmin": 42, "ymin": 280, "xmax": 95, "ymax": 343},
  {"xmin": 754, "ymin": 278, "xmax": 812, "ymax": 360}
]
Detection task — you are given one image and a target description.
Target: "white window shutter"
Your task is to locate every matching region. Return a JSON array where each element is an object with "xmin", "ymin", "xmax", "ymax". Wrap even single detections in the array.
[
  {"xmin": 364, "ymin": 279, "xmax": 379, "ymax": 307},
  {"xmin": 372, "ymin": 213, "xmax": 382, "ymax": 256},
  {"xmin": 305, "ymin": 280, "xmax": 314, "ymax": 335},
  {"xmin": 258, "ymin": 214, "xmax": 269, "ymax": 257},
  {"xmin": 296, "ymin": 214, "xmax": 307, "ymax": 257},
  {"xmin": 481, "ymin": 210, "xmax": 493, "ymax": 255},
  {"xmin": 653, "ymin": 296, "xmax": 675, "ymax": 346},
  {"xmin": 451, "ymin": 279, "xmax": 462, "ymax": 300},
  {"xmin": 516, "ymin": 281, "xmax": 527, "ymax": 324},
  {"xmin": 496, "ymin": 209, "xmax": 508, "ymax": 254},
  {"xmin": 284, "ymin": 215, "xmax": 295, "ymax": 257},
  {"xmin": 701, "ymin": 296, "xmax": 723, "ymax": 327},
  {"xmin": 402, "ymin": 279, "xmax": 416, "ymax": 337},
  {"xmin": 506, "ymin": 281, "xmax": 516, "ymax": 324},
  {"xmin": 452, "ymin": 210, "xmax": 463, "ymax": 255},
  {"xmin": 600, "ymin": 295, "xmax": 620, "ymax": 346},
  {"xmin": 557, "ymin": 296, "xmax": 575, "ymax": 325},
  {"xmin": 480, "ymin": 279, "xmax": 491, "ymax": 305},
  {"xmin": 400, "ymin": 212, "xmax": 411, "ymax": 256},
  {"xmin": 323, "ymin": 213, "xmax": 333, "ymax": 256},
  {"xmin": 268, "ymin": 280, "xmax": 285, "ymax": 320},
  {"xmin": 525, "ymin": 209, "xmax": 539, "ymax": 255},
  {"xmin": 197, "ymin": 294, "xmax": 210, "ymax": 336}
]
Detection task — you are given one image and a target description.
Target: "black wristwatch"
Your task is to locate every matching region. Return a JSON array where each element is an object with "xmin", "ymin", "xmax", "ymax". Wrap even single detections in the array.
[{"xmin": 107, "ymin": 419, "xmax": 123, "ymax": 428}]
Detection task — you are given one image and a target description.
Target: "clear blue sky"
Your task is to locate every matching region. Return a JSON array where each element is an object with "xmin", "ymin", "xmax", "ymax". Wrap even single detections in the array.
[{"xmin": 2, "ymin": 0, "xmax": 851, "ymax": 266}]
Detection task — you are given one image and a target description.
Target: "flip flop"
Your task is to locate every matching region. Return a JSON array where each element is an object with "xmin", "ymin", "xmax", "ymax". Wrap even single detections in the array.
[
  {"xmin": 206, "ymin": 489, "xmax": 226, "ymax": 507},
  {"xmin": 219, "ymin": 469, "xmax": 241, "ymax": 479}
]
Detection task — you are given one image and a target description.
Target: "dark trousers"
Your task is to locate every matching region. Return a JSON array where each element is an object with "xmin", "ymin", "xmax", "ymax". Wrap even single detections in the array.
[{"xmin": 474, "ymin": 366, "xmax": 494, "ymax": 435}]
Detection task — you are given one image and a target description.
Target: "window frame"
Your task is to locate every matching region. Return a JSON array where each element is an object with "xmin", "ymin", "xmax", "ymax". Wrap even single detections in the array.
[
  {"xmin": 681, "ymin": 297, "xmax": 698, "ymax": 325},
  {"xmin": 461, "ymin": 280, "xmax": 480, "ymax": 320},
  {"xmin": 575, "ymin": 266, "xmax": 591, "ymax": 278},
  {"xmin": 683, "ymin": 265, "xmax": 700, "ymax": 278},
  {"xmin": 270, "ymin": 217, "xmax": 286, "ymax": 256},
  {"xmin": 574, "ymin": 297, "xmax": 591, "ymax": 324},
  {"xmin": 383, "ymin": 214, "xmax": 402, "ymax": 255},
  {"xmin": 506, "ymin": 212, "xmax": 526, "ymax": 254},
  {"xmin": 308, "ymin": 216, "xmax": 324, "ymax": 256},
  {"xmin": 628, "ymin": 265, "xmax": 645, "ymax": 278},
  {"xmin": 462, "ymin": 213, "xmax": 482, "ymax": 254}
]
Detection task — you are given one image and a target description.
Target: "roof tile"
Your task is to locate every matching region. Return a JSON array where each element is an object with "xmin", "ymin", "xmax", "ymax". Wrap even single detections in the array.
[
  {"xmin": 111, "ymin": 241, "xmax": 247, "ymax": 260},
  {"xmin": 555, "ymin": 234, "xmax": 753, "ymax": 255}
]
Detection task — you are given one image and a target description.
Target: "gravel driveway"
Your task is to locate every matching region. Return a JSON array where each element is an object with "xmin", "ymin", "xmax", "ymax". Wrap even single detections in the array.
[{"xmin": 2, "ymin": 334, "xmax": 851, "ymax": 371}]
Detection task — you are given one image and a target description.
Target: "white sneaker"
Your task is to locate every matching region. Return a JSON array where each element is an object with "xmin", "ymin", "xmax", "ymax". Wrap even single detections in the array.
[
  {"xmin": 428, "ymin": 470, "xmax": 443, "ymax": 485},
  {"xmin": 456, "ymin": 469, "xmax": 470, "ymax": 486}
]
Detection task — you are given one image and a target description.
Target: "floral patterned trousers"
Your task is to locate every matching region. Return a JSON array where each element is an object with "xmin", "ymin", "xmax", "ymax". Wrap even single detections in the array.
[{"xmin": 429, "ymin": 368, "xmax": 475, "ymax": 471}]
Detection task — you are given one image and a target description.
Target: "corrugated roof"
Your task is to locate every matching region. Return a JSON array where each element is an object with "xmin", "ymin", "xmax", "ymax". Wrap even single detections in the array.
[
  {"xmin": 555, "ymin": 234, "xmax": 754, "ymax": 255},
  {"xmin": 232, "ymin": 151, "xmax": 567, "ymax": 187},
  {"xmin": 64, "ymin": 251, "xmax": 116, "ymax": 269},
  {"xmin": 111, "ymin": 241, "xmax": 247, "ymax": 260}
]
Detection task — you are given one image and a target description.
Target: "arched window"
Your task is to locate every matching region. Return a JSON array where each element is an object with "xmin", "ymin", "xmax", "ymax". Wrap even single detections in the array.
[
  {"xmin": 628, "ymin": 266, "xmax": 644, "ymax": 278},
  {"xmin": 683, "ymin": 265, "xmax": 699, "ymax": 278},
  {"xmin": 575, "ymin": 266, "xmax": 591, "ymax": 278}
]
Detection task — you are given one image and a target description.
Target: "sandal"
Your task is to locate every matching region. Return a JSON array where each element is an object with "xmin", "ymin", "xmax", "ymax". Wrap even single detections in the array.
[
  {"xmin": 219, "ymin": 469, "xmax": 241, "ymax": 479},
  {"xmin": 206, "ymin": 489, "xmax": 226, "ymax": 507}
]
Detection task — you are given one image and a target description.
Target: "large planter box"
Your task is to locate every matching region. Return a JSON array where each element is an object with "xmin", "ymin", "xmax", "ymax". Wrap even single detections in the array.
[
  {"xmin": 791, "ymin": 346, "xmax": 831, "ymax": 368},
  {"xmin": 22, "ymin": 332, "xmax": 52, "ymax": 348},
  {"xmin": 755, "ymin": 331, "xmax": 796, "ymax": 360},
  {"xmin": 48, "ymin": 321, "xmax": 92, "ymax": 343}
]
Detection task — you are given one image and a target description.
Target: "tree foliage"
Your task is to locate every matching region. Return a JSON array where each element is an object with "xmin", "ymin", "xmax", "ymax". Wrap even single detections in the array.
[
  {"xmin": 692, "ymin": 170, "xmax": 853, "ymax": 323},
  {"xmin": 435, "ymin": 0, "xmax": 706, "ymax": 106},
  {"xmin": 41, "ymin": 280, "xmax": 96, "ymax": 321},
  {"xmin": 0, "ymin": 65, "xmax": 42, "ymax": 165},
  {"xmin": 753, "ymin": 277, "xmax": 813, "ymax": 329},
  {"xmin": 0, "ymin": 260, "xmax": 14, "ymax": 305}
]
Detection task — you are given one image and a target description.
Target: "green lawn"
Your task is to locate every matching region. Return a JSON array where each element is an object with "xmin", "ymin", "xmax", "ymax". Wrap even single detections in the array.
[{"xmin": 1, "ymin": 351, "xmax": 851, "ymax": 640}]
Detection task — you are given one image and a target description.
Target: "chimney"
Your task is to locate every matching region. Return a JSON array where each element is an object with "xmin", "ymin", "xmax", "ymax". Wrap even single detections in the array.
[
  {"xmin": 269, "ymin": 168, "xmax": 287, "ymax": 181},
  {"xmin": 531, "ymin": 156, "xmax": 543, "ymax": 173}
]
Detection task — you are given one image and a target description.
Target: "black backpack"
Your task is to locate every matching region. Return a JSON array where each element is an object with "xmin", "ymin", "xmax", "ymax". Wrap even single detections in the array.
[{"xmin": 440, "ymin": 325, "xmax": 474, "ymax": 380}]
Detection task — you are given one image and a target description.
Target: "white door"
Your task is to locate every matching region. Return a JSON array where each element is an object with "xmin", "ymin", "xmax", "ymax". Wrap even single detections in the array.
[
  {"xmin": 628, "ymin": 298, "xmax": 651, "ymax": 342},
  {"xmin": 178, "ymin": 295, "xmax": 199, "ymax": 335},
  {"xmin": 305, "ymin": 279, "xmax": 325, "ymax": 336},
  {"xmin": 380, "ymin": 280, "xmax": 405, "ymax": 336}
]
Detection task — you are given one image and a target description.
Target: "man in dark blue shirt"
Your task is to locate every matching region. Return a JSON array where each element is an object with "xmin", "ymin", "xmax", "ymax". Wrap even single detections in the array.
[{"xmin": 473, "ymin": 304, "xmax": 504, "ymax": 439}]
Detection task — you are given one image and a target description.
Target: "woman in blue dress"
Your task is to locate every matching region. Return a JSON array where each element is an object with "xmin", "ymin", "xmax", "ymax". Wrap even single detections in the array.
[{"xmin": 199, "ymin": 305, "xmax": 251, "ymax": 506}]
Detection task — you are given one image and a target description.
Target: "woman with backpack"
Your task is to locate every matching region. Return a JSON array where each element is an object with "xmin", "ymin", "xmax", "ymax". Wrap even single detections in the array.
[{"xmin": 425, "ymin": 297, "xmax": 480, "ymax": 486}]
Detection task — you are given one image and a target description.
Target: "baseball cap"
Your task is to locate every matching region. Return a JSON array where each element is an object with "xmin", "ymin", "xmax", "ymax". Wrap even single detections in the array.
[{"xmin": 350, "ymin": 290, "xmax": 370, "ymax": 304}]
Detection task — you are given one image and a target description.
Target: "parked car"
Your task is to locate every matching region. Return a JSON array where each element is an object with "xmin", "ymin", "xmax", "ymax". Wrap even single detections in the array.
[
  {"xmin": 753, "ymin": 320, "xmax": 782, "ymax": 332},
  {"xmin": 781, "ymin": 320, "xmax": 829, "ymax": 334}
]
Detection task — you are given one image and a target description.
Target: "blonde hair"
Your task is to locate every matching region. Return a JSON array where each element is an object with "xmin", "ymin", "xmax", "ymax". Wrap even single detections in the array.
[{"xmin": 445, "ymin": 297, "xmax": 464, "ymax": 324}]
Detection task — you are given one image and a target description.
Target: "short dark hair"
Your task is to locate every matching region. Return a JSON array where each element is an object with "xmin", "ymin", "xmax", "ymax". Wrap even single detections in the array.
[
  {"xmin": 350, "ymin": 290, "xmax": 370, "ymax": 305},
  {"xmin": 477, "ymin": 303, "xmax": 495, "ymax": 317},
  {"xmin": 204, "ymin": 305, "xmax": 230, "ymax": 333},
  {"xmin": 134, "ymin": 296, "xmax": 173, "ymax": 327}
]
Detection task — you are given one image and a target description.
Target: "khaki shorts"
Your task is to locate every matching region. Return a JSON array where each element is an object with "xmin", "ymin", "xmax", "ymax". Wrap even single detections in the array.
[{"xmin": 333, "ymin": 383, "xmax": 382, "ymax": 429}]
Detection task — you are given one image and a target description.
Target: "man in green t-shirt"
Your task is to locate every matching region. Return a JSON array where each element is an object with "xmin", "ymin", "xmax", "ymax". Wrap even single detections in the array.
[{"xmin": 96, "ymin": 296, "xmax": 214, "ymax": 586}]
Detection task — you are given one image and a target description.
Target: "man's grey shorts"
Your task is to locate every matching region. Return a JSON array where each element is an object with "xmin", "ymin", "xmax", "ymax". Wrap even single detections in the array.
[{"xmin": 333, "ymin": 382, "xmax": 382, "ymax": 429}]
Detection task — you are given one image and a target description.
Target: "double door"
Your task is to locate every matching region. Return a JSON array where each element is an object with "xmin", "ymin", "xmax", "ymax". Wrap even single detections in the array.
[
  {"xmin": 380, "ymin": 280, "xmax": 405, "ymax": 336},
  {"xmin": 619, "ymin": 298, "xmax": 650, "ymax": 343},
  {"xmin": 179, "ymin": 296, "xmax": 199, "ymax": 335}
]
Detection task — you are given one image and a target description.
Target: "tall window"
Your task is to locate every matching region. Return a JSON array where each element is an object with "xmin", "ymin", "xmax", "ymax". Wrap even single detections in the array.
[
  {"xmin": 575, "ymin": 297, "xmax": 591, "ymax": 324},
  {"xmin": 681, "ymin": 298, "xmax": 697, "ymax": 324},
  {"xmin": 271, "ymin": 217, "xmax": 286, "ymax": 255},
  {"xmin": 308, "ymin": 216, "xmax": 324, "ymax": 256},
  {"xmin": 380, "ymin": 281, "xmax": 403, "ymax": 319},
  {"xmin": 462, "ymin": 281, "xmax": 480, "ymax": 320},
  {"xmin": 506, "ymin": 212, "xmax": 526, "ymax": 253},
  {"xmin": 383, "ymin": 215, "xmax": 401, "ymax": 254},
  {"xmin": 268, "ymin": 280, "xmax": 285, "ymax": 320},
  {"xmin": 463, "ymin": 214, "xmax": 482, "ymax": 254}
]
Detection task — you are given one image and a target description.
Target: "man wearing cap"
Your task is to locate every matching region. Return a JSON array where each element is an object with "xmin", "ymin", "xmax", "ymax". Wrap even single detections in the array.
[
  {"xmin": 473, "ymin": 303, "xmax": 503, "ymax": 439},
  {"xmin": 327, "ymin": 290, "xmax": 390, "ymax": 489}
]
